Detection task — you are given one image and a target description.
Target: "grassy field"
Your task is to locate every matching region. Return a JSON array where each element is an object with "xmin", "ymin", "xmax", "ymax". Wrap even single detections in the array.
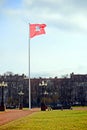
[{"xmin": 0, "ymin": 108, "xmax": 87, "ymax": 130}]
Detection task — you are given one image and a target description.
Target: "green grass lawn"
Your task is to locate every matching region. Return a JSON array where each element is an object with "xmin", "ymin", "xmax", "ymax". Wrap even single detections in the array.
[{"xmin": 0, "ymin": 109, "xmax": 87, "ymax": 130}]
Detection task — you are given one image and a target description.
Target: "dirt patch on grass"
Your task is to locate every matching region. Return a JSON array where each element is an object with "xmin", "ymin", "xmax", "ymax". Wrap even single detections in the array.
[
  {"xmin": 73, "ymin": 106, "xmax": 87, "ymax": 110},
  {"xmin": 0, "ymin": 108, "xmax": 40, "ymax": 126}
]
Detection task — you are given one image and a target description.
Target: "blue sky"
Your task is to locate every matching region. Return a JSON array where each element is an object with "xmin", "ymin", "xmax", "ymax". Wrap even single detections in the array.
[{"xmin": 0, "ymin": 0, "xmax": 87, "ymax": 77}]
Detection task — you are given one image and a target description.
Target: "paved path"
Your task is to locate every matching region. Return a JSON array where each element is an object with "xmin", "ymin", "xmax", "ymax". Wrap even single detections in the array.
[{"xmin": 0, "ymin": 108, "xmax": 40, "ymax": 126}]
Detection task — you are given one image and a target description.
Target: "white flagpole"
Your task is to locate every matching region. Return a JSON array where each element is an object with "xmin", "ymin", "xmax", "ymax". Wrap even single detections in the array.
[{"xmin": 29, "ymin": 23, "xmax": 31, "ymax": 109}]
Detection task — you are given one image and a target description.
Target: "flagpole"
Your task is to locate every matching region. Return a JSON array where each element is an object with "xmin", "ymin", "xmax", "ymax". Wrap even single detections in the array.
[
  {"xmin": 28, "ymin": 23, "xmax": 46, "ymax": 109},
  {"xmin": 29, "ymin": 23, "xmax": 31, "ymax": 109}
]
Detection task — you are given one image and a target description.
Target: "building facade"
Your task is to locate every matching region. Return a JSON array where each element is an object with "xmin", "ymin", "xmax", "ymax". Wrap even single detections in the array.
[{"xmin": 0, "ymin": 72, "xmax": 87, "ymax": 108}]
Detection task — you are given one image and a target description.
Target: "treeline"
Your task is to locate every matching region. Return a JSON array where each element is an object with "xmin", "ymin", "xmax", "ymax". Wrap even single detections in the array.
[{"xmin": 0, "ymin": 72, "xmax": 87, "ymax": 108}]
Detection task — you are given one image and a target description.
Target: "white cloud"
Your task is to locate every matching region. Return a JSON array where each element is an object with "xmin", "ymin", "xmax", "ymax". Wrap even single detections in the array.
[
  {"xmin": 71, "ymin": 14, "xmax": 87, "ymax": 30},
  {"xmin": 2, "ymin": 8, "xmax": 22, "ymax": 16},
  {"xmin": 1, "ymin": 0, "xmax": 87, "ymax": 32},
  {"xmin": 21, "ymin": 0, "xmax": 87, "ymax": 32},
  {"xmin": 1, "ymin": 0, "xmax": 87, "ymax": 76}
]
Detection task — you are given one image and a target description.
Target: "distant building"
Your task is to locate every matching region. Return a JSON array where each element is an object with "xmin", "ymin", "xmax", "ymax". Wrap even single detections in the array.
[{"xmin": 0, "ymin": 72, "xmax": 87, "ymax": 108}]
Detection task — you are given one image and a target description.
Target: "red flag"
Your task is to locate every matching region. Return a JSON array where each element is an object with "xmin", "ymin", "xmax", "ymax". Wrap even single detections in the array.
[{"xmin": 30, "ymin": 24, "xmax": 46, "ymax": 38}]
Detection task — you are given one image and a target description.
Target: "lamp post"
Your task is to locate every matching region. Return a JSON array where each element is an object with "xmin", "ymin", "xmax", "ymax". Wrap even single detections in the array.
[
  {"xmin": 39, "ymin": 81, "xmax": 47, "ymax": 111},
  {"xmin": 0, "ymin": 81, "xmax": 7, "ymax": 111},
  {"xmin": 18, "ymin": 91, "xmax": 24, "ymax": 110}
]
